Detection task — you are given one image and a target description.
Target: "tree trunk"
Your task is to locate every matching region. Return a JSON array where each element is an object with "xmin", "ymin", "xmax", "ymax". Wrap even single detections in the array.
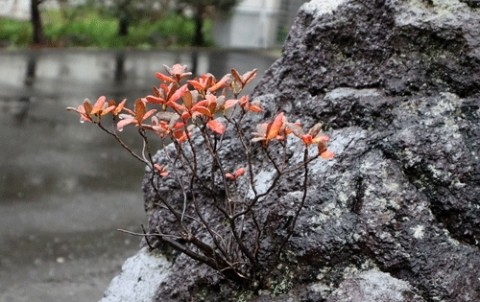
[
  {"xmin": 118, "ymin": 16, "xmax": 129, "ymax": 37},
  {"xmin": 192, "ymin": 6, "xmax": 205, "ymax": 46},
  {"xmin": 31, "ymin": 0, "xmax": 45, "ymax": 45},
  {"xmin": 117, "ymin": 0, "xmax": 130, "ymax": 37}
]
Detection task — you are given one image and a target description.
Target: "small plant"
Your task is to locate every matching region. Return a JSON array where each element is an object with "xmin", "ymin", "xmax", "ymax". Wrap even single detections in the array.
[{"xmin": 67, "ymin": 64, "xmax": 333, "ymax": 289}]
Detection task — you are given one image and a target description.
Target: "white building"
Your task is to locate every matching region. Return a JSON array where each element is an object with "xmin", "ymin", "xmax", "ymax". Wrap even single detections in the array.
[
  {"xmin": 213, "ymin": 0, "xmax": 305, "ymax": 48},
  {"xmin": 0, "ymin": 0, "xmax": 62, "ymax": 19}
]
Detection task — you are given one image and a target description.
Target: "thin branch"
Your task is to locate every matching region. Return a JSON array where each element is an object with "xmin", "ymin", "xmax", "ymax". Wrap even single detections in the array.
[
  {"xmin": 200, "ymin": 126, "xmax": 258, "ymax": 267},
  {"xmin": 142, "ymin": 224, "xmax": 154, "ymax": 250},
  {"xmin": 117, "ymin": 228, "xmax": 182, "ymax": 240},
  {"xmin": 263, "ymin": 147, "xmax": 311, "ymax": 283},
  {"xmin": 161, "ymin": 140, "xmax": 189, "ymax": 222},
  {"xmin": 97, "ymin": 122, "xmax": 148, "ymax": 165}
]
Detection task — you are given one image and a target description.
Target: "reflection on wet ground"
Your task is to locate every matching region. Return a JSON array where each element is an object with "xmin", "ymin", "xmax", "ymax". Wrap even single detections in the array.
[{"xmin": 0, "ymin": 49, "xmax": 277, "ymax": 301}]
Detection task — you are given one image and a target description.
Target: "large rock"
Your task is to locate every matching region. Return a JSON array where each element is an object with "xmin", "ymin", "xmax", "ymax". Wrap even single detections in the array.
[{"xmin": 102, "ymin": 0, "xmax": 480, "ymax": 301}]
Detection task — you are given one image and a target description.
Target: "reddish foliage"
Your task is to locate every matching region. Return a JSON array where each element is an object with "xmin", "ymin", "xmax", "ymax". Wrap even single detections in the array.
[{"xmin": 66, "ymin": 65, "xmax": 334, "ymax": 287}]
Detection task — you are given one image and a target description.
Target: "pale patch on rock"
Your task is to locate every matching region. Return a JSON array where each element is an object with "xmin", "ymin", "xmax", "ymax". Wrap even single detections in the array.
[
  {"xmin": 301, "ymin": 0, "xmax": 349, "ymax": 17},
  {"xmin": 411, "ymin": 224, "xmax": 425, "ymax": 239},
  {"xmin": 99, "ymin": 248, "xmax": 171, "ymax": 302},
  {"xmin": 324, "ymin": 87, "xmax": 383, "ymax": 102}
]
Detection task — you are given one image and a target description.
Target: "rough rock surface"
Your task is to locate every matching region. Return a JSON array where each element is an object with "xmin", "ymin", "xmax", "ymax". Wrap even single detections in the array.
[
  {"xmin": 326, "ymin": 270, "xmax": 425, "ymax": 302},
  {"xmin": 103, "ymin": 0, "xmax": 480, "ymax": 301},
  {"xmin": 99, "ymin": 248, "xmax": 171, "ymax": 302}
]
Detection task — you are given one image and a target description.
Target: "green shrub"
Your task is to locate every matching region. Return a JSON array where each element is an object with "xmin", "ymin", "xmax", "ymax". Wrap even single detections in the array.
[
  {"xmin": 0, "ymin": 18, "xmax": 32, "ymax": 46},
  {"xmin": 0, "ymin": 8, "xmax": 213, "ymax": 48}
]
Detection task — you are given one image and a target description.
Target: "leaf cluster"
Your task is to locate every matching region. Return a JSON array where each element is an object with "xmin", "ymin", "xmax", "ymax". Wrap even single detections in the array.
[{"xmin": 66, "ymin": 65, "xmax": 334, "ymax": 291}]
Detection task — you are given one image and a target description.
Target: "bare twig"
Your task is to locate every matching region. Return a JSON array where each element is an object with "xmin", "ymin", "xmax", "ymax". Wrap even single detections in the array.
[{"xmin": 97, "ymin": 122, "xmax": 148, "ymax": 165}]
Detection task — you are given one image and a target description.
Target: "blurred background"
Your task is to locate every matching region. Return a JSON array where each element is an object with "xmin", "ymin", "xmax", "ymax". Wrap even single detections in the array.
[
  {"xmin": 0, "ymin": 0, "xmax": 306, "ymax": 48},
  {"xmin": 0, "ymin": 1, "xmax": 306, "ymax": 301}
]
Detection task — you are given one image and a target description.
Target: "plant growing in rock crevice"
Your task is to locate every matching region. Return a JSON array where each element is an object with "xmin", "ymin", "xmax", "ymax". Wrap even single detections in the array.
[{"xmin": 67, "ymin": 64, "xmax": 333, "ymax": 289}]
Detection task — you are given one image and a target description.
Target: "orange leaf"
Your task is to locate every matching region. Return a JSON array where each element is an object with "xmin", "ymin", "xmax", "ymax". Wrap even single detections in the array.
[
  {"xmin": 155, "ymin": 72, "xmax": 175, "ymax": 83},
  {"xmin": 117, "ymin": 118, "xmax": 136, "ymax": 131},
  {"xmin": 113, "ymin": 99, "xmax": 127, "ymax": 116},
  {"xmin": 247, "ymin": 103, "xmax": 263, "ymax": 113},
  {"xmin": 172, "ymin": 129, "xmax": 189, "ymax": 143},
  {"xmin": 192, "ymin": 105, "xmax": 212, "ymax": 117},
  {"xmin": 312, "ymin": 135, "xmax": 330, "ymax": 144},
  {"xmin": 143, "ymin": 109, "xmax": 157, "ymax": 122},
  {"xmin": 166, "ymin": 100, "xmax": 186, "ymax": 114},
  {"xmin": 225, "ymin": 167, "xmax": 246, "ymax": 180},
  {"xmin": 188, "ymin": 80, "xmax": 205, "ymax": 91},
  {"xmin": 205, "ymin": 75, "xmax": 214, "ymax": 90},
  {"xmin": 91, "ymin": 96, "xmax": 106, "ymax": 115},
  {"xmin": 301, "ymin": 134, "xmax": 313, "ymax": 145},
  {"xmin": 153, "ymin": 164, "xmax": 169, "ymax": 177},
  {"xmin": 320, "ymin": 150, "xmax": 335, "ymax": 160},
  {"xmin": 205, "ymin": 94, "xmax": 217, "ymax": 115},
  {"xmin": 208, "ymin": 74, "xmax": 231, "ymax": 92},
  {"xmin": 286, "ymin": 122, "xmax": 304, "ymax": 138},
  {"xmin": 134, "ymin": 99, "xmax": 146, "ymax": 121},
  {"xmin": 83, "ymin": 99, "xmax": 93, "ymax": 115},
  {"xmin": 266, "ymin": 112, "xmax": 285, "ymax": 141},
  {"xmin": 181, "ymin": 111, "xmax": 191, "ymax": 120},
  {"xmin": 308, "ymin": 123, "xmax": 323, "ymax": 137},
  {"xmin": 145, "ymin": 95, "xmax": 166, "ymax": 105},
  {"xmin": 231, "ymin": 68, "xmax": 242, "ymax": 84},
  {"xmin": 168, "ymin": 84, "xmax": 188, "ymax": 104},
  {"xmin": 234, "ymin": 167, "xmax": 246, "ymax": 177},
  {"xmin": 242, "ymin": 69, "xmax": 257, "ymax": 86},
  {"xmin": 183, "ymin": 90, "xmax": 193, "ymax": 109},
  {"xmin": 239, "ymin": 95, "xmax": 248, "ymax": 107},
  {"xmin": 207, "ymin": 119, "xmax": 226, "ymax": 135},
  {"xmin": 225, "ymin": 173, "xmax": 236, "ymax": 180}
]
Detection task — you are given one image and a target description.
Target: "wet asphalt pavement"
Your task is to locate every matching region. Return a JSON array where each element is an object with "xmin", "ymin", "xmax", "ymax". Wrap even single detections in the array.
[{"xmin": 0, "ymin": 49, "xmax": 277, "ymax": 302}]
